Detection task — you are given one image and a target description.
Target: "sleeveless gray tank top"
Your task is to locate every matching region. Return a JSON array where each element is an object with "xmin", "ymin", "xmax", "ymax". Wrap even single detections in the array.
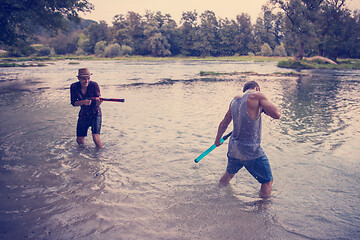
[{"xmin": 227, "ymin": 91, "xmax": 264, "ymax": 160}]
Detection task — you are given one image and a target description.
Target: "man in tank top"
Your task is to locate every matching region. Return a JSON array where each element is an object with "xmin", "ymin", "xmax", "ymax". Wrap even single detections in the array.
[{"xmin": 214, "ymin": 81, "xmax": 281, "ymax": 197}]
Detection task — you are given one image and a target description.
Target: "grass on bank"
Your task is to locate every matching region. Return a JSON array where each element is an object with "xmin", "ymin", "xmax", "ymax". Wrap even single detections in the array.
[
  {"xmin": 0, "ymin": 62, "xmax": 47, "ymax": 67},
  {"xmin": 0, "ymin": 55, "xmax": 290, "ymax": 63},
  {"xmin": 278, "ymin": 58, "xmax": 360, "ymax": 70},
  {"xmin": 199, "ymin": 70, "xmax": 308, "ymax": 77},
  {"xmin": 0, "ymin": 55, "xmax": 290, "ymax": 68}
]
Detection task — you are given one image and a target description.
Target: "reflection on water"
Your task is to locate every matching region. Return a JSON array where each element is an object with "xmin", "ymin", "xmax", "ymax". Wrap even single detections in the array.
[
  {"xmin": 0, "ymin": 61, "xmax": 359, "ymax": 239},
  {"xmin": 280, "ymin": 71, "xmax": 360, "ymax": 159}
]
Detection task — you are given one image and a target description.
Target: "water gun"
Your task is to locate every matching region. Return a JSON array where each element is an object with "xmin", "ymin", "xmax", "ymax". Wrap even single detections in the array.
[{"xmin": 194, "ymin": 132, "xmax": 232, "ymax": 163}]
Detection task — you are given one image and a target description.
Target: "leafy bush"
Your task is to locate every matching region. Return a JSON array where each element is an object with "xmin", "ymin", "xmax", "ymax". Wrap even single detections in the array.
[
  {"xmin": 261, "ymin": 43, "xmax": 273, "ymax": 56},
  {"xmin": 104, "ymin": 43, "xmax": 121, "ymax": 58},
  {"xmin": 49, "ymin": 33, "xmax": 78, "ymax": 55},
  {"xmin": 274, "ymin": 43, "xmax": 287, "ymax": 57},
  {"xmin": 94, "ymin": 41, "xmax": 107, "ymax": 57},
  {"xmin": 7, "ymin": 44, "xmax": 36, "ymax": 57},
  {"xmin": 77, "ymin": 34, "xmax": 92, "ymax": 55},
  {"xmin": 37, "ymin": 46, "xmax": 52, "ymax": 56},
  {"xmin": 120, "ymin": 45, "xmax": 133, "ymax": 56},
  {"xmin": 75, "ymin": 48, "xmax": 86, "ymax": 56}
]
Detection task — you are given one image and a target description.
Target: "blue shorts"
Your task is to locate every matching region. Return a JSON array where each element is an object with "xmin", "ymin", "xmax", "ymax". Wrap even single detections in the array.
[
  {"xmin": 226, "ymin": 154, "xmax": 273, "ymax": 184},
  {"xmin": 76, "ymin": 115, "xmax": 102, "ymax": 137}
]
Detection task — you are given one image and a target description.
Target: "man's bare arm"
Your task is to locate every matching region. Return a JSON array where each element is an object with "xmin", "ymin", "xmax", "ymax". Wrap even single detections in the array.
[
  {"xmin": 215, "ymin": 108, "xmax": 232, "ymax": 146},
  {"xmin": 259, "ymin": 93, "xmax": 281, "ymax": 119}
]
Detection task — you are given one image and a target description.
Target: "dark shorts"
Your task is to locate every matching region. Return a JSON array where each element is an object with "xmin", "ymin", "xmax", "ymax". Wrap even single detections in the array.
[
  {"xmin": 76, "ymin": 115, "xmax": 102, "ymax": 137},
  {"xmin": 226, "ymin": 154, "xmax": 273, "ymax": 184}
]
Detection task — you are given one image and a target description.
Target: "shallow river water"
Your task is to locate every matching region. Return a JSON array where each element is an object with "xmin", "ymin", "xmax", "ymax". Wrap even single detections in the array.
[{"xmin": 0, "ymin": 60, "xmax": 359, "ymax": 239}]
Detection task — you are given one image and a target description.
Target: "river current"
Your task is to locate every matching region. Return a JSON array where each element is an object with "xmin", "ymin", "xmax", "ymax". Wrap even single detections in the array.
[{"xmin": 0, "ymin": 60, "xmax": 359, "ymax": 239}]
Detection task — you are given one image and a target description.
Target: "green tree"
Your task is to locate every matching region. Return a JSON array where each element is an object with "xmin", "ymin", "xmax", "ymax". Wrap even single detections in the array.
[
  {"xmin": 143, "ymin": 11, "xmax": 172, "ymax": 56},
  {"xmin": 86, "ymin": 21, "xmax": 109, "ymax": 54},
  {"xmin": 271, "ymin": 0, "xmax": 360, "ymax": 59},
  {"xmin": 179, "ymin": 11, "xmax": 200, "ymax": 56},
  {"xmin": 217, "ymin": 14, "xmax": 254, "ymax": 56},
  {"xmin": 235, "ymin": 13, "xmax": 254, "ymax": 55},
  {"xmin": 316, "ymin": 0, "xmax": 360, "ymax": 58},
  {"xmin": 120, "ymin": 11, "xmax": 147, "ymax": 55},
  {"xmin": 253, "ymin": 6, "xmax": 283, "ymax": 53},
  {"xmin": 271, "ymin": 0, "xmax": 324, "ymax": 59},
  {"xmin": 160, "ymin": 13, "xmax": 180, "ymax": 56},
  {"xmin": 218, "ymin": 18, "xmax": 236, "ymax": 55},
  {"xmin": 0, "ymin": 0, "xmax": 93, "ymax": 47},
  {"xmin": 197, "ymin": 10, "xmax": 220, "ymax": 56},
  {"xmin": 340, "ymin": 11, "xmax": 360, "ymax": 58},
  {"xmin": 111, "ymin": 14, "xmax": 131, "ymax": 46}
]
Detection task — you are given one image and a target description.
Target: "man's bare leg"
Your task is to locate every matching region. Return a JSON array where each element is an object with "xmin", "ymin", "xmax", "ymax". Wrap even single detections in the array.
[
  {"xmin": 219, "ymin": 171, "xmax": 235, "ymax": 187},
  {"xmin": 260, "ymin": 180, "xmax": 273, "ymax": 198},
  {"xmin": 92, "ymin": 134, "xmax": 103, "ymax": 148},
  {"xmin": 76, "ymin": 136, "xmax": 86, "ymax": 146}
]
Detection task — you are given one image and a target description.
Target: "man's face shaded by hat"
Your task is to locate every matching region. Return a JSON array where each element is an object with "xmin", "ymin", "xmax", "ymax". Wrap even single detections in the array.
[{"xmin": 77, "ymin": 68, "xmax": 92, "ymax": 87}]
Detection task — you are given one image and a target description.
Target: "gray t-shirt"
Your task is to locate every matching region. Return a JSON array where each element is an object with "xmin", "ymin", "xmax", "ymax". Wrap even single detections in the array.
[{"xmin": 228, "ymin": 91, "xmax": 264, "ymax": 160}]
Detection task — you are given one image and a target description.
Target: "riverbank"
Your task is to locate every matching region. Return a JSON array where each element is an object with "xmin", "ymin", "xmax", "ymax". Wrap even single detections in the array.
[
  {"xmin": 0, "ymin": 55, "xmax": 289, "ymax": 65},
  {"xmin": 1, "ymin": 55, "xmax": 359, "ymax": 70}
]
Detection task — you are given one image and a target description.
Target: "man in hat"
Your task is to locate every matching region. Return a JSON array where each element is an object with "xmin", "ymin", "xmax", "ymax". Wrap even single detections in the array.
[
  {"xmin": 214, "ymin": 81, "xmax": 281, "ymax": 197},
  {"xmin": 70, "ymin": 68, "xmax": 103, "ymax": 148}
]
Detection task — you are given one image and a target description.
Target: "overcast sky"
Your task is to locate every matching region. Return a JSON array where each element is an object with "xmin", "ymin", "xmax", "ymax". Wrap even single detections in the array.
[{"xmin": 79, "ymin": 0, "xmax": 360, "ymax": 24}]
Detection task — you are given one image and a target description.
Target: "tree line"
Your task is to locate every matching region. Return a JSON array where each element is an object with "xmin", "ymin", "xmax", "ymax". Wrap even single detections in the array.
[{"xmin": 1, "ymin": 0, "xmax": 359, "ymax": 60}]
